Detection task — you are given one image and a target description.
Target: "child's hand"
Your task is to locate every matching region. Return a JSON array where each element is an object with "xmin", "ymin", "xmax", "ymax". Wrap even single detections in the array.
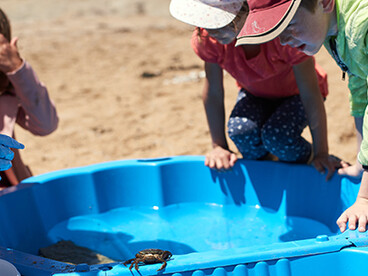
[
  {"xmin": 338, "ymin": 162, "xmax": 363, "ymax": 178},
  {"xmin": 311, "ymin": 154, "xmax": 344, "ymax": 180},
  {"xmin": 205, "ymin": 146, "xmax": 237, "ymax": 171},
  {"xmin": 0, "ymin": 34, "xmax": 23, "ymax": 73},
  {"xmin": 336, "ymin": 196, "xmax": 368, "ymax": 233}
]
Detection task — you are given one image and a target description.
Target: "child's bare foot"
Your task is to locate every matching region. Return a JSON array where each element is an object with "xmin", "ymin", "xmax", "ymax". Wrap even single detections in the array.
[{"xmin": 338, "ymin": 162, "xmax": 363, "ymax": 178}]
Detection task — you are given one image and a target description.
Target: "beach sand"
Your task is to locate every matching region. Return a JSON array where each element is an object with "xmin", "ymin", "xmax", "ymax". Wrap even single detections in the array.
[{"xmin": 2, "ymin": 0, "xmax": 355, "ymax": 175}]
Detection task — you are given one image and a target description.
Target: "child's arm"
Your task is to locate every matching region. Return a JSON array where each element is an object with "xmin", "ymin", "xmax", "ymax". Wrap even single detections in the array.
[
  {"xmin": 292, "ymin": 57, "xmax": 340, "ymax": 180},
  {"xmin": 8, "ymin": 61, "xmax": 59, "ymax": 136},
  {"xmin": 338, "ymin": 93, "xmax": 368, "ymax": 232},
  {"xmin": 203, "ymin": 61, "xmax": 237, "ymax": 170},
  {"xmin": 0, "ymin": 34, "xmax": 58, "ymax": 136},
  {"xmin": 337, "ymin": 170, "xmax": 368, "ymax": 232}
]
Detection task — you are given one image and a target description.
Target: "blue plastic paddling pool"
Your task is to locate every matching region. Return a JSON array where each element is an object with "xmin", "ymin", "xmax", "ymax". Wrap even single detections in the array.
[{"xmin": 0, "ymin": 156, "xmax": 367, "ymax": 275}]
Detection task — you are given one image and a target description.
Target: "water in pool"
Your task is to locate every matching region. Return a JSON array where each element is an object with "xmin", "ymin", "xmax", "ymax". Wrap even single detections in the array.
[{"xmin": 47, "ymin": 203, "xmax": 334, "ymax": 260}]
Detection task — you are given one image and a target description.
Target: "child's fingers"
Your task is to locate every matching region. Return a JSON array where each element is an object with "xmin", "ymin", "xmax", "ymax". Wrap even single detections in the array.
[
  {"xmin": 216, "ymin": 158, "xmax": 227, "ymax": 170},
  {"xmin": 325, "ymin": 167, "xmax": 335, "ymax": 181},
  {"xmin": 339, "ymin": 160, "xmax": 350, "ymax": 168},
  {"xmin": 312, "ymin": 160, "xmax": 325, "ymax": 174},
  {"xmin": 229, "ymin": 153, "xmax": 237, "ymax": 167},
  {"xmin": 10, "ymin": 37, "xmax": 18, "ymax": 48},
  {"xmin": 348, "ymin": 215, "xmax": 358, "ymax": 230},
  {"xmin": 325, "ymin": 159, "xmax": 342, "ymax": 180},
  {"xmin": 358, "ymin": 216, "xmax": 368, "ymax": 232},
  {"xmin": 207, "ymin": 158, "xmax": 216, "ymax": 169},
  {"xmin": 204, "ymin": 156, "xmax": 210, "ymax": 167},
  {"xmin": 336, "ymin": 213, "xmax": 348, "ymax": 232},
  {"xmin": 209, "ymin": 158, "xmax": 222, "ymax": 170}
]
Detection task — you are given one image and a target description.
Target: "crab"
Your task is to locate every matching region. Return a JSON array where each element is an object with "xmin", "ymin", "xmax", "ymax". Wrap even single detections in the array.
[{"xmin": 123, "ymin": 249, "xmax": 172, "ymax": 271}]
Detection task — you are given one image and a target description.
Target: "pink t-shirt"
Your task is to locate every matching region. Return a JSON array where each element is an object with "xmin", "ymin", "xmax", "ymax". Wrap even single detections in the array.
[
  {"xmin": 0, "ymin": 61, "xmax": 58, "ymax": 137},
  {"xmin": 191, "ymin": 30, "xmax": 328, "ymax": 99}
]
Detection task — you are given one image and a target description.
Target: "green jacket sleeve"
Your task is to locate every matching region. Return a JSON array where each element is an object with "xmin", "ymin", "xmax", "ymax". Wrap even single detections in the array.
[
  {"xmin": 348, "ymin": 74, "xmax": 368, "ymax": 117},
  {"xmin": 357, "ymin": 76, "xmax": 368, "ymax": 166}
]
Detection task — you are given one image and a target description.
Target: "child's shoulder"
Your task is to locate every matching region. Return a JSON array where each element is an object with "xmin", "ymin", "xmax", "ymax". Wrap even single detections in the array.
[
  {"xmin": 339, "ymin": 0, "xmax": 368, "ymax": 35},
  {"xmin": 191, "ymin": 29, "xmax": 239, "ymax": 64},
  {"xmin": 338, "ymin": 0, "xmax": 368, "ymax": 51}
]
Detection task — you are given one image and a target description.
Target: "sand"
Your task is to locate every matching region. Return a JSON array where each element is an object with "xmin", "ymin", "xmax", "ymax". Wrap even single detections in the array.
[{"xmin": 1, "ymin": 0, "xmax": 355, "ymax": 175}]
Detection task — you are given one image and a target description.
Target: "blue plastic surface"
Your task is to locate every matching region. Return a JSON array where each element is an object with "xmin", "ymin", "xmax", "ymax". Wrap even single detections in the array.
[{"xmin": 0, "ymin": 155, "xmax": 366, "ymax": 275}]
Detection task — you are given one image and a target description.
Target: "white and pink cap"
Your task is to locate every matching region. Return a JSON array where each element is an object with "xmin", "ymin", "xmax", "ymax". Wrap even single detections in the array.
[{"xmin": 169, "ymin": 0, "xmax": 244, "ymax": 29}]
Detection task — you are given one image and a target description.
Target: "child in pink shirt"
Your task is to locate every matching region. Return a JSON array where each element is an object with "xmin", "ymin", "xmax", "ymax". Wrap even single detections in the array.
[
  {"xmin": 0, "ymin": 8, "xmax": 58, "ymax": 189},
  {"xmin": 170, "ymin": 0, "xmax": 341, "ymax": 178}
]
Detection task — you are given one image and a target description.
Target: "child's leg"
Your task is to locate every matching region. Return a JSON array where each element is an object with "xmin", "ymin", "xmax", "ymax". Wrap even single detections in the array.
[
  {"xmin": 261, "ymin": 95, "xmax": 311, "ymax": 163},
  {"xmin": 227, "ymin": 89, "xmax": 274, "ymax": 159}
]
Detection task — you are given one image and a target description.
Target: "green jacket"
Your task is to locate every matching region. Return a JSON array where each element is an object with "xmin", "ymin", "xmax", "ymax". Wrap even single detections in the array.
[{"xmin": 323, "ymin": 0, "xmax": 368, "ymax": 165}]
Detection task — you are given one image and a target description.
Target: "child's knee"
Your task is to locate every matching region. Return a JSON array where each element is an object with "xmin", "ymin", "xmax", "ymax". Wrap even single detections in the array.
[{"xmin": 227, "ymin": 116, "xmax": 258, "ymax": 138}]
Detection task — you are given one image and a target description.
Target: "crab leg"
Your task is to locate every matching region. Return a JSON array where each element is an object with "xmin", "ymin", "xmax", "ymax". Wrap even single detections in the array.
[
  {"xmin": 123, "ymin": 259, "xmax": 134, "ymax": 266},
  {"xmin": 157, "ymin": 260, "xmax": 167, "ymax": 271},
  {"xmin": 135, "ymin": 261, "xmax": 140, "ymax": 271}
]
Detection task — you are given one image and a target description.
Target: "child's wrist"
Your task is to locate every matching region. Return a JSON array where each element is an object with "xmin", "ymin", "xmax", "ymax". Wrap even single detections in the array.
[{"xmin": 6, "ymin": 59, "xmax": 24, "ymax": 75}]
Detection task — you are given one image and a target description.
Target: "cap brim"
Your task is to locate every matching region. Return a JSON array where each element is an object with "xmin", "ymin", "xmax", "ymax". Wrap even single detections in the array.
[
  {"xmin": 169, "ymin": 0, "xmax": 240, "ymax": 29},
  {"xmin": 236, "ymin": 0, "xmax": 301, "ymax": 45}
]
